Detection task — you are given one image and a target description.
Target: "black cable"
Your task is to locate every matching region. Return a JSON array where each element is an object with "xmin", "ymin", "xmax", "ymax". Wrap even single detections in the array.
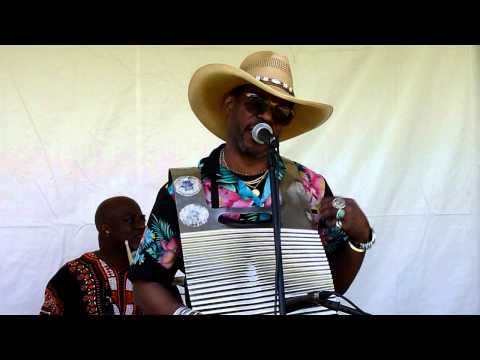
[
  {"xmin": 320, "ymin": 290, "xmax": 370, "ymax": 315},
  {"xmin": 285, "ymin": 290, "xmax": 371, "ymax": 315},
  {"xmin": 334, "ymin": 292, "xmax": 367, "ymax": 314}
]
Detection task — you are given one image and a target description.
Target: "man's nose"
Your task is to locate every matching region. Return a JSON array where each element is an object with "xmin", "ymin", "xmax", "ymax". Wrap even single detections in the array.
[
  {"xmin": 135, "ymin": 218, "xmax": 146, "ymax": 229},
  {"xmin": 257, "ymin": 106, "xmax": 274, "ymax": 124}
]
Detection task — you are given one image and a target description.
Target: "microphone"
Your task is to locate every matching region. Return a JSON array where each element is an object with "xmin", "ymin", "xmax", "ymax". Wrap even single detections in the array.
[{"xmin": 252, "ymin": 123, "xmax": 275, "ymax": 145}]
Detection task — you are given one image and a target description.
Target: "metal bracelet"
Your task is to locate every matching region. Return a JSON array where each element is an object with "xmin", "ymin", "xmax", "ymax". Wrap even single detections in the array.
[
  {"xmin": 173, "ymin": 306, "xmax": 201, "ymax": 315},
  {"xmin": 348, "ymin": 228, "xmax": 376, "ymax": 252},
  {"xmin": 348, "ymin": 240, "xmax": 366, "ymax": 253},
  {"xmin": 173, "ymin": 306, "xmax": 190, "ymax": 315}
]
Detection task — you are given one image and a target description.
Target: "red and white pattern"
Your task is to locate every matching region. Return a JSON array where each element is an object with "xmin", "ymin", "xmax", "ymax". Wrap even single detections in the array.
[{"xmin": 40, "ymin": 252, "xmax": 139, "ymax": 315}]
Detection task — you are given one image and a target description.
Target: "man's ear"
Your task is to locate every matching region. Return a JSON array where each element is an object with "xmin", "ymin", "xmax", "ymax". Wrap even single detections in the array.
[
  {"xmin": 223, "ymin": 95, "xmax": 235, "ymax": 115},
  {"xmin": 100, "ymin": 224, "xmax": 110, "ymax": 235}
]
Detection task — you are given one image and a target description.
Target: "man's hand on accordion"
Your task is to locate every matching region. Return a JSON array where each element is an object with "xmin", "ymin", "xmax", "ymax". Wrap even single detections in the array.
[{"xmin": 319, "ymin": 196, "xmax": 371, "ymax": 245}]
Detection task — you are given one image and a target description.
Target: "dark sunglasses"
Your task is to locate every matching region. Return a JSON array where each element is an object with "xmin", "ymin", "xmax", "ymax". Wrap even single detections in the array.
[{"xmin": 243, "ymin": 92, "xmax": 295, "ymax": 125}]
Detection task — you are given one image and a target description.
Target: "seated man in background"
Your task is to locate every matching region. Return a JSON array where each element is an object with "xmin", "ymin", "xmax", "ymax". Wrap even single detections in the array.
[{"xmin": 40, "ymin": 196, "xmax": 145, "ymax": 315}]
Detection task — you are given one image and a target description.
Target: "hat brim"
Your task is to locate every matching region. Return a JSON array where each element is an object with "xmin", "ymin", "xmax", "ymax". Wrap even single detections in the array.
[{"xmin": 188, "ymin": 64, "xmax": 334, "ymax": 142}]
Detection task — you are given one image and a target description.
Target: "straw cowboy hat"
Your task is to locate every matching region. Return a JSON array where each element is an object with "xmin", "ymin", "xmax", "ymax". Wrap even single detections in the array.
[{"xmin": 188, "ymin": 50, "xmax": 333, "ymax": 142}]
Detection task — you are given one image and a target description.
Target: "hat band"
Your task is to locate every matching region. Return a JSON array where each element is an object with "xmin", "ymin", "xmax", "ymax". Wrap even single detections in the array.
[{"xmin": 255, "ymin": 75, "xmax": 294, "ymax": 96}]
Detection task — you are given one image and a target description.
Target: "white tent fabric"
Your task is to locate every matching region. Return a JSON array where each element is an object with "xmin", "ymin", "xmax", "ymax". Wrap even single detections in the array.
[{"xmin": 0, "ymin": 45, "xmax": 478, "ymax": 314}]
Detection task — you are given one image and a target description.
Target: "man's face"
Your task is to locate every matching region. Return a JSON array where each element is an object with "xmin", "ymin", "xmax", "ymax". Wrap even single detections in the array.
[
  {"xmin": 225, "ymin": 85, "xmax": 294, "ymax": 159},
  {"xmin": 103, "ymin": 199, "xmax": 146, "ymax": 251}
]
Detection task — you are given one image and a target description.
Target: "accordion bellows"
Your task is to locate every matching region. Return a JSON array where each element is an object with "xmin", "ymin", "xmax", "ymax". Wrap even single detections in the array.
[{"xmin": 182, "ymin": 228, "xmax": 335, "ymax": 315}]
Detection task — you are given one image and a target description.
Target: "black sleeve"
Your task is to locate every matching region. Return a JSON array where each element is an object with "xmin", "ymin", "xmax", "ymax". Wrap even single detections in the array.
[
  {"xmin": 40, "ymin": 266, "xmax": 85, "ymax": 315},
  {"xmin": 128, "ymin": 183, "xmax": 182, "ymax": 297},
  {"xmin": 324, "ymin": 180, "xmax": 334, "ymax": 198}
]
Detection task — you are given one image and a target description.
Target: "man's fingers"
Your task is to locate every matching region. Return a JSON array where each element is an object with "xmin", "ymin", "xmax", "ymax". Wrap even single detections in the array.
[
  {"xmin": 320, "ymin": 196, "xmax": 334, "ymax": 211},
  {"xmin": 318, "ymin": 207, "xmax": 337, "ymax": 221}
]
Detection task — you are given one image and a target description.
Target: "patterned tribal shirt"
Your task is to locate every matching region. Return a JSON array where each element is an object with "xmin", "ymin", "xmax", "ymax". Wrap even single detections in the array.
[{"xmin": 40, "ymin": 252, "xmax": 140, "ymax": 315}]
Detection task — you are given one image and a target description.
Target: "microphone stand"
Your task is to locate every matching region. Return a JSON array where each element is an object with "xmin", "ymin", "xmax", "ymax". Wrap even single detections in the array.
[{"xmin": 267, "ymin": 137, "xmax": 286, "ymax": 315}]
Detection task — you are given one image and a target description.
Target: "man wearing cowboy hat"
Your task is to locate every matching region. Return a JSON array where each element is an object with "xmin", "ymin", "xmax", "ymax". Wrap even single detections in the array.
[{"xmin": 129, "ymin": 51, "xmax": 375, "ymax": 315}]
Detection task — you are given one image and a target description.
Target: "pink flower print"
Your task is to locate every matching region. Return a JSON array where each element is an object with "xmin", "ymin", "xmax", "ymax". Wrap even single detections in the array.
[
  {"xmin": 302, "ymin": 167, "xmax": 325, "ymax": 201},
  {"xmin": 221, "ymin": 213, "xmax": 241, "ymax": 221},
  {"xmin": 231, "ymin": 198, "xmax": 254, "ymax": 208},
  {"xmin": 218, "ymin": 192, "xmax": 254, "ymax": 221},
  {"xmin": 218, "ymin": 187, "xmax": 241, "ymax": 207},
  {"xmin": 159, "ymin": 238, "xmax": 178, "ymax": 269},
  {"xmin": 203, "ymin": 179, "xmax": 212, "ymax": 205},
  {"xmin": 264, "ymin": 196, "xmax": 272, "ymax": 208}
]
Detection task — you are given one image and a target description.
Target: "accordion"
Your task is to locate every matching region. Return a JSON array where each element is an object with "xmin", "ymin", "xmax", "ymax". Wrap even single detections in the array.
[{"xmin": 171, "ymin": 162, "xmax": 336, "ymax": 315}]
